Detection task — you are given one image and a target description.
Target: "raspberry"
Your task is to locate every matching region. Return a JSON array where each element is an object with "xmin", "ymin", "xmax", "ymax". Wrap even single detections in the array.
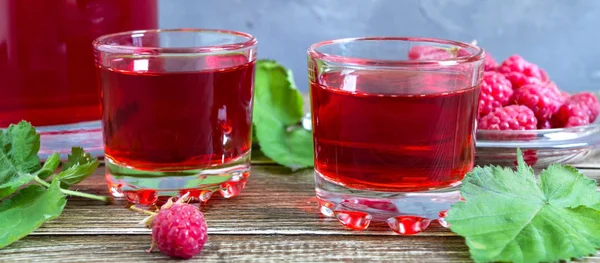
[
  {"xmin": 497, "ymin": 55, "xmax": 549, "ymax": 89},
  {"xmin": 478, "ymin": 71, "xmax": 513, "ymax": 118},
  {"xmin": 150, "ymin": 202, "xmax": 208, "ymax": 259},
  {"xmin": 478, "ymin": 105, "xmax": 537, "ymax": 130},
  {"xmin": 510, "ymin": 83, "xmax": 565, "ymax": 125},
  {"xmin": 570, "ymin": 92, "xmax": 600, "ymax": 120},
  {"xmin": 408, "ymin": 46, "xmax": 461, "ymax": 60},
  {"xmin": 537, "ymin": 120, "xmax": 552, "ymax": 129},
  {"xmin": 484, "ymin": 52, "xmax": 498, "ymax": 71},
  {"xmin": 551, "ymin": 92, "xmax": 600, "ymax": 128}
]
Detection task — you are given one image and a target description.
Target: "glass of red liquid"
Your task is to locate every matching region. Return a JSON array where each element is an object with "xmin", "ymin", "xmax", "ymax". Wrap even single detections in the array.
[
  {"xmin": 94, "ymin": 29, "xmax": 257, "ymax": 205},
  {"xmin": 308, "ymin": 37, "xmax": 484, "ymax": 234},
  {"xmin": 0, "ymin": 0, "xmax": 158, "ymax": 159}
]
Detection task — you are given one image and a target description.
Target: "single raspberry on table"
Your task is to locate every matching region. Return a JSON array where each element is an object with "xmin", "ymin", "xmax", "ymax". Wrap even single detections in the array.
[
  {"xmin": 478, "ymin": 105, "xmax": 538, "ymax": 130},
  {"xmin": 131, "ymin": 193, "xmax": 208, "ymax": 259},
  {"xmin": 478, "ymin": 71, "xmax": 513, "ymax": 118},
  {"xmin": 497, "ymin": 55, "xmax": 549, "ymax": 89},
  {"xmin": 551, "ymin": 92, "xmax": 600, "ymax": 128},
  {"xmin": 510, "ymin": 82, "xmax": 566, "ymax": 127}
]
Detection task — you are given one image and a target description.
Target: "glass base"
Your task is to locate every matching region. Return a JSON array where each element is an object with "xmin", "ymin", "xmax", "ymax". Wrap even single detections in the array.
[
  {"xmin": 315, "ymin": 171, "xmax": 460, "ymax": 235},
  {"xmin": 37, "ymin": 121, "xmax": 104, "ymax": 160},
  {"xmin": 105, "ymin": 151, "xmax": 251, "ymax": 205}
]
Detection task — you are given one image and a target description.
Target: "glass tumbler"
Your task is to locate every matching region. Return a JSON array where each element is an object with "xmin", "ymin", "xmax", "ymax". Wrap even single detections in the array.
[
  {"xmin": 94, "ymin": 29, "xmax": 257, "ymax": 205},
  {"xmin": 308, "ymin": 37, "xmax": 484, "ymax": 234}
]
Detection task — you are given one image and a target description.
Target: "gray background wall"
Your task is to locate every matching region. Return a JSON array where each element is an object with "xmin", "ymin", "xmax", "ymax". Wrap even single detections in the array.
[{"xmin": 159, "ymin": 0, "xmax": 600, "ymax": 93}]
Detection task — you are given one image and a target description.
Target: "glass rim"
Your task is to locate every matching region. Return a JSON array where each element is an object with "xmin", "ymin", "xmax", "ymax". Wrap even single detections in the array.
[
  {"xmin": 308, "ymin": 36, "xmax": 485, "ymax": 67},
  {"xmin": 93, "ymin": 28, "xmax": 257, "ymax": 54}
]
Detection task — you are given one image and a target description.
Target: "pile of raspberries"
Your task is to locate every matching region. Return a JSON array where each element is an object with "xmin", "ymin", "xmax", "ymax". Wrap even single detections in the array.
[
  {"xmin": 477, "ymin": 54, "xmax": 599, "ymax": 130},
  {"xmin": 409, "ymin": 46, "xmax": 599, "ymax": 130}
]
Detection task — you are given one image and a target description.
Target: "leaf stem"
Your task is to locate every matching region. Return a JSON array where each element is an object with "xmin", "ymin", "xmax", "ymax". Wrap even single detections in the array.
[
  {"xmin": 129, "ymin": 205, "xmax": 156, "ymax": 216},
  {"xmin": 33, "ymin": 177, "xmax": 111, "ymax": 204}
]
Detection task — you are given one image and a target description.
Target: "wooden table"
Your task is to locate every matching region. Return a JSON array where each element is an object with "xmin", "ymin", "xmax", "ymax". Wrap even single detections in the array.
[{"xmin": 2, "ymin": 155, "xmax": 600, "ymax": 262}]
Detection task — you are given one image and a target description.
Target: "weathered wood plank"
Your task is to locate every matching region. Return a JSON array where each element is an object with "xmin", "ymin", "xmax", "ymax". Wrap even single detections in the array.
[
  {"xmin": 35, "ymin": 165, "xmax": 453, "ymax": 236},
  {"xmin": 3, "ymin": 235, "xmax": 600, "ymax": 263},
  {"xmin": 0, "ymin": 235, "xmax": 479, "ymax": 262},
  {"xmin": 30, "ymin": 165, "xmax": 600, "ymax": 236},
  {"xmin": 571, "ymin": 151, "xmax": 600, "ymax": 169}
]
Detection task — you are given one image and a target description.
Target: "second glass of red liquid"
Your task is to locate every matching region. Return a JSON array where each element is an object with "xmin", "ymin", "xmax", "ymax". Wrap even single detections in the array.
[
  {"xmin": 308, "ymin": 37, "xmax": 484, "ymax": 234},
  {"xmin": 94, "ymin": 29, "xmax": 257, "ymax": 204}
]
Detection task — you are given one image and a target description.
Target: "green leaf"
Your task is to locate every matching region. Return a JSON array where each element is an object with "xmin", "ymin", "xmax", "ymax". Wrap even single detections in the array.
[
  {"xmin": 0, "ymin": 121, "xmax": 42, "ymax": 198},
  {"xmin": 253, "ymin": 60, "xmax": 313, "ymax": 169},
  {"xmin": 0, "ymin": 179, "xmax": 66, "ymax": 248},
  {"xmin": 252, "ymin": 127, "xmax": 259, "ymax": 144},
  {"xmin": 56, "ymin": 147, "xmax": 99, "ymax": 188},
  {"xmin": 447, "ymin": 151, "xmax": 600, "ymax": 263},
  {"xmin": 37, "ymin": 152, "xmax": 60, "ymax": 180},
  {"xmin": 254, "ymin": 60, "xmax": 305, "ymax": 126},
  {"xmin": 63, "ymin": 147, "xmax": 88, "ymax": 170},
  {"xmin": 540, "ymin": 164, "xmax": 600, "ymax": 208},
  {"xmin": 515, "ymin": 148, "xmax": 533, "ymax": 178},
  {"xmin": 253, "ymin": 120, "xmax": 313, "ymax": 170}
]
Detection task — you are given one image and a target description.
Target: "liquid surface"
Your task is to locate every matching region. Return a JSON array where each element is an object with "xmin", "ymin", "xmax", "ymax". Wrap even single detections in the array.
[
  {"xmin": 311, "ymin": 70, "xmax": 479, "ymax": 191},
  {"xmin": 0, "ymin": 0, "xmax": 157, "ymax": 126},
  {"xmin": 100, "ymin": 58, "xmax": 255, "ymax": 170}
]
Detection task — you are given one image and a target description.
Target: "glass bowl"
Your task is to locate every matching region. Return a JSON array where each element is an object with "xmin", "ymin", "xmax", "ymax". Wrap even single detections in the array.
[{"xmin": 476, "ymin": 121, "xmax": 600, "ymax": 168}]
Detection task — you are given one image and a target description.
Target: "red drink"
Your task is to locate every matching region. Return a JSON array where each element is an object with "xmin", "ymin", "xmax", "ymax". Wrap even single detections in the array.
[
  {"xmin": 311, "ymin": 71, "xmax": 479, "ymax": 192},
  {"xmin": 0, "ymin": 0, "xmax": 157, "ymax": 127},
  {"xmin": 100, "ymin": 57, "xmax": 255, "ymax": 170},
  {"xmin": 95, "ymin": 29, "xmax": 257, "ymax": 204},
  {"xmin": 308, "ymin": 37, "xmax": 483, "ymax": 232}
]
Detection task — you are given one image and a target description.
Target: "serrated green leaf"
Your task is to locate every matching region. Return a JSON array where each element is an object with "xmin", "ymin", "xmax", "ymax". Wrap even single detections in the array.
[
  {"xmin": 56, "ymin": 147, "xmax": 99, "ymax": 188},
  {"xmin": 516, "ymin": 148, "xmax": 533, "ymax": 178},
  {"xmin": 37, "ymin": 152, "xmax": 60, "ymax": 180},
  {"xmin": 447, "ymin": 151, "xmax": 600, "ymax": 263},
  {"xmin": 252, "ymin": 60, "xmax": 313, "ymax": 169},
  {"xmin": 0, "ymin": 179, "xmax": 66, "ymax": 248},
  {"xmin": 0, "ymin": 121, "xmax": 42, "ymax": 198},
  {"xmin": 63, "ymin": 147, "xmax": 87, "ymax": 170},
  {"xmin": 540, "ymin": 164, "xmax": 600, "ymax": 208}
]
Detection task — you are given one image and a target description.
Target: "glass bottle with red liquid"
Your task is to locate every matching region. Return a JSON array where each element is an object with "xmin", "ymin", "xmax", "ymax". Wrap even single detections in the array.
[
  {"xmin": 0, "ymin": 0, "xmax": 158, "ymax": 158},
  {"xmin": 308, "ymin": 37, "xmax": 484, "ymax": 234}
]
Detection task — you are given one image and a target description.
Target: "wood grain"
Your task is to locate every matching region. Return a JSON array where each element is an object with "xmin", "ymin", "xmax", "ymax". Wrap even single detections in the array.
[
  {"xmin": 32, "ymin": 166, "xmax": 600, "ymax": 236},
  {"xmin": 4, "ymin": 159, "xmax": 600, "ymax": 262},
  {"xmin": 572, "ymin": 151, "xmax": 600, "ymax": 169},
  {"xmin": 3, "ymin": 235, "xmax": 600, "ymax": 263},
  {"xmin": 34, "ymin": 165, "xmax": 454, "ymax": 236},
  {"xmin": 0, "ymin": 235, "xmax": 476, "ymax": 263}
]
